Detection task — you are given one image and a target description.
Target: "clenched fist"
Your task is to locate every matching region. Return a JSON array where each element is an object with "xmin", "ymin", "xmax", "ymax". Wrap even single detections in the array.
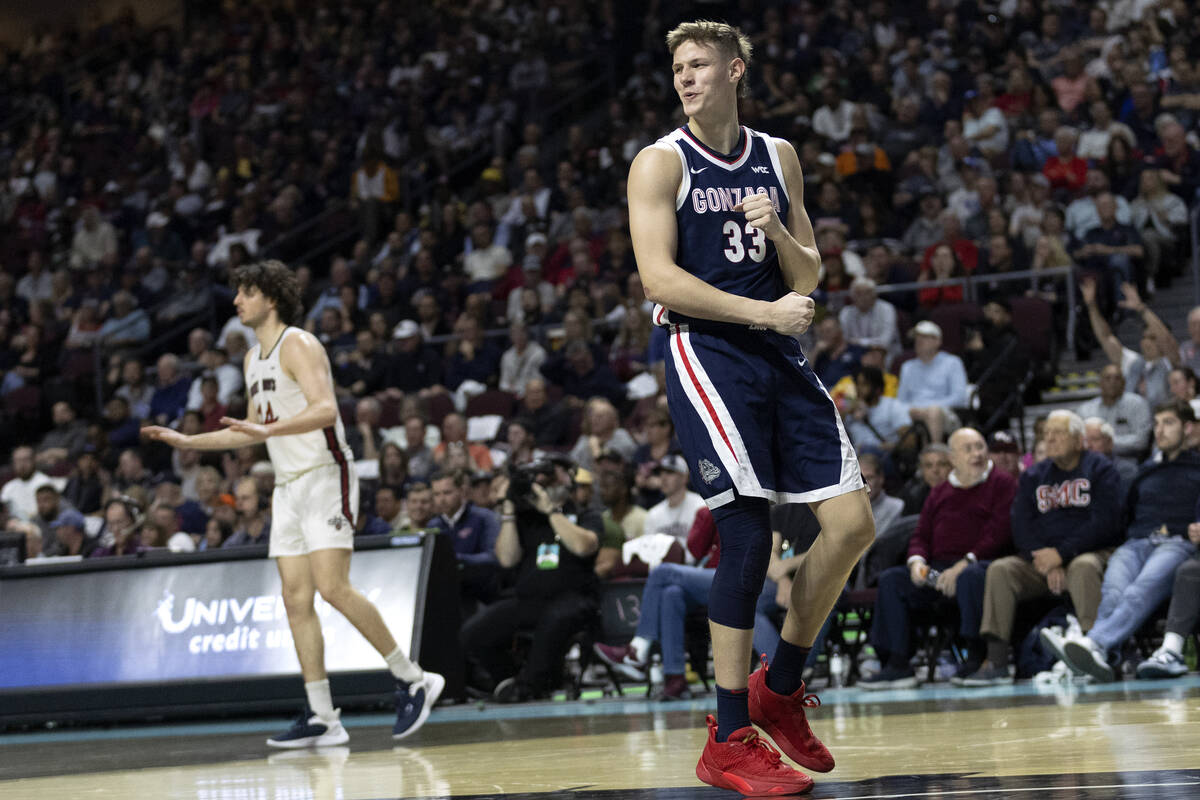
[
  {"xmin": 734, "ymin": 192, "xmax": 785, "ymax": 241},
  {"xmin": 764, "ymin": 292, "xmax": 815, "ymax": 336}
]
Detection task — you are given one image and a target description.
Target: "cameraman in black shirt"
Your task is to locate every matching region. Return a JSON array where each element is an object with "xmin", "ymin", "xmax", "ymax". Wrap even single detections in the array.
[{"xmin": 460, "ymin": 459, "xmax": 602, "ymax": 703}]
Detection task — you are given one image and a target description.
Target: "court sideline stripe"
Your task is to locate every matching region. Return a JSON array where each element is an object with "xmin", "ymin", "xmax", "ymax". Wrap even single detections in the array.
[{"xmin": 3, "ymin": 675, "xmax": 1199, "ymax": 746}]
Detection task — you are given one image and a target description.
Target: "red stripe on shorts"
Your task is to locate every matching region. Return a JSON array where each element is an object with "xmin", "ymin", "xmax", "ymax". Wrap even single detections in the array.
[
  {"xmin": 673, "ymin": 331, "xmax": 739, "ymax": 465},
  {"xmin": 323, "ymin": 427, "xmax": 354, "ymax": 527}
]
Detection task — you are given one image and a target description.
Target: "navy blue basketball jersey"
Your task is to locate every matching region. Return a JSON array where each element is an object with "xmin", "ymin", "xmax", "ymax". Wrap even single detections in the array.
[{"xmin": 651, "ymin": 125, "xmax": 792, "ymax": 329}]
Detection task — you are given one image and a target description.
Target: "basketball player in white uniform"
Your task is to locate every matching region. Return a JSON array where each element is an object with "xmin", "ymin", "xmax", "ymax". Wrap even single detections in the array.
[{"xmin": 144, "ymin": 260, "xmax": 443, "ymax": 748}]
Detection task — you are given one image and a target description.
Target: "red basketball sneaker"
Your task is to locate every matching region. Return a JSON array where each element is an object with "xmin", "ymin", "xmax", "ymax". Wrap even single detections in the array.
[
  {"xmin": 749, "ymin": 656, "xmax": 835, "ymax": 773},
  {"xmin": 695, "ymin": 714, "xmax": 814, "ymax": 797}
]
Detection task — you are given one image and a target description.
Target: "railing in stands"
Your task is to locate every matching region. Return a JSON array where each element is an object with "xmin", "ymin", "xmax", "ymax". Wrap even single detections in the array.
[
  {"xmin": 824, "ymin": 266, "xmax": 1077, "ymax": 352},
  {"xmin": 279, "ymin": 52, "xmax": 617, "ymax": 274},
  {"xmin": 88, "ymin": 295, "xmax": 218, "ymax": 410},
  {"xmin": 259, "ymin": 200, "xmax": 348, "ymax": 261},
  {"xmin": 381, "ymin": 268, "xmax": 1080, "ymax": 365}
]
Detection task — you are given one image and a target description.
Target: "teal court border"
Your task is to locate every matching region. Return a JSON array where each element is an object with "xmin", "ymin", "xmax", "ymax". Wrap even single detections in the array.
[{"xmin": 3, "ymin": 674, "xmax": 1199, "ymax": 747}]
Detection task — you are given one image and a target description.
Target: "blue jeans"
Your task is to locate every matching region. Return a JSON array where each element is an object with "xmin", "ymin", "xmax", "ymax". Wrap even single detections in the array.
[
  {"xmin": 1088, "ymin": 536, "xmax": 1197, "ymax": 653},
  {"xmin": 756, "ymin": 580, "xmax": 835, "ymax": 669},
  {"xmin": 635, "ymin": 563, "xmax": 714, "ymax": 675}
]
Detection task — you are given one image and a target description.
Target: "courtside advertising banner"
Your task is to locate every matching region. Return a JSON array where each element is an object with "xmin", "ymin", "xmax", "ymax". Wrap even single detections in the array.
[{"xmin": 0, "ymin": 547, "xmax": 422, "ymax": 688}]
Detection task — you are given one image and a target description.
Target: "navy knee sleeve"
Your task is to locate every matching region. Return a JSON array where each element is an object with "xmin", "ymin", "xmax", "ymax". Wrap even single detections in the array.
[{"xmin": 708, "ymin": 497, "xmax": 773, "ymax": 629}]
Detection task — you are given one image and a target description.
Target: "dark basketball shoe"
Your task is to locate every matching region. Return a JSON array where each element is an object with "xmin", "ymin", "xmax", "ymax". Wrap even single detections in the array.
[
  {"xmin": 267, "ymin": 708, "xmax": 349, "ymax": 749},
  {"xmin": 695, "ymin": 714, "xmax": 814, "ymax": 796},
  {"xmin": 393, "ymin": 671, "xmax": 445, "ymax": 740},
  {"xmin": 748, "ymin": 655, "xmax": 834, "ymax": 773}
]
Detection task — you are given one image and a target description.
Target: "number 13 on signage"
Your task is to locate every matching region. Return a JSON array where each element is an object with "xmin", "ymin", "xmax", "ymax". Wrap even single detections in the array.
[{"xmin": 722, "ymin": 221, "xmax": 766, "ymax": 263}]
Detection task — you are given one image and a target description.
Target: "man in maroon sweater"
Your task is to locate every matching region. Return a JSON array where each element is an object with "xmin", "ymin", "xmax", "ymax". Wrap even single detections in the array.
[{"xmin": 860, "ymin": 427, "xmax": 1018, "ymax": 689}]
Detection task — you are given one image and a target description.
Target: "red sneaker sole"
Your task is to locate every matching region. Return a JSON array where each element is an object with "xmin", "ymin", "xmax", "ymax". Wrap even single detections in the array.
[
  {"xmin": 696, "ymin": 759, "xmax": 814, "ymax": 796},
  {"xmin": 753, "ymin": 719, "xmax": 836, "ymax": 774}
]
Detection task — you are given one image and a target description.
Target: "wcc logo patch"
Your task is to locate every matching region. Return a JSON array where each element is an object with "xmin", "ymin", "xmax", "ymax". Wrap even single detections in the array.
[
  {"xmin": 698, "ymin": 459, "xmax": 721, "ymax": 485},
  {"xmin": 327, "ymin": 515, "xmax": 347, "ymax": 531}
]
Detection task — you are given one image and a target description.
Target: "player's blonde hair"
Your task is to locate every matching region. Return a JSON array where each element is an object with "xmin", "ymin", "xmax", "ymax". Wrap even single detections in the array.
[{"xmin": 665, "ymin": 20, "xmax": 753, "ymax": 97}]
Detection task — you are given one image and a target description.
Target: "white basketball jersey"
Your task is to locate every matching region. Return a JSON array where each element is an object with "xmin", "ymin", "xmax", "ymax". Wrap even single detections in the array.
[{"xmin": 245, "ymin": 327, "xmax": 353, "ymax": 484}]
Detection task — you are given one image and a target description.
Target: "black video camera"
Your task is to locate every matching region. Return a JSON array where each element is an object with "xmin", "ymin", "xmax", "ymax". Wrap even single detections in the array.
[{"xmin": 507, "ymin": 459, "xmax": 558, "ymax": 512}]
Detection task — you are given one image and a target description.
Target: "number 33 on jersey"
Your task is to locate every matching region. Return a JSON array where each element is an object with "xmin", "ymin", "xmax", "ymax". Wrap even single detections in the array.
[{"xmin": 658, "ymin": 126, "xmax": 791, "ymax": 308}]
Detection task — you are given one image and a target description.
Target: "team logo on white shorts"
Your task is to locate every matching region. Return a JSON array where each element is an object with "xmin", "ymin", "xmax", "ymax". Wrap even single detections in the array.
[
  {"xmin": 698, "ymin": 459, "xmax": 721, "ymax": 485},
  {"xmin": 328, "ymin": 515, "xmax": 347, "ymax": 531}
]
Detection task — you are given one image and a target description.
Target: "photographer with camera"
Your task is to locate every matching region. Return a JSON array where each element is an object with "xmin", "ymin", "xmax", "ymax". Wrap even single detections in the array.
[{"xmin": 459, "ymin": 458, "xmax": 602, "ymax": 703}]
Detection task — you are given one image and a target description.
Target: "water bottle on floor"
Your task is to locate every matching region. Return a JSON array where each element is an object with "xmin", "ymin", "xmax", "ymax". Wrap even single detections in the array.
[
  {"xmin": 649, "ymin": 654, "xmax": 664, "ymax": 693},
  {"xmin": 829, "ymin": 645, "xmax": 846, "ymax": 688}
]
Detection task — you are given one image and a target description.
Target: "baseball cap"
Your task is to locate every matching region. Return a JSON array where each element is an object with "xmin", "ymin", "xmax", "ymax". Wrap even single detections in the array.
[
  {"xmin": 988, "ymin": 431, "xmax": 1020, "ymax": 454},
  {"xmin": 392, "ymin": 319, "xmax": 420, "ymax": 339},
  {"xmin": 654, "ymin": 454, "xmax": 689, "ymax": 475},
  {"xmin": 146, "ymin": 211, "xmax": 169, "ymax": 229},
  {"xmin": 913, "ymin": 320, "xmax": 943, "ymax": 339},
  {"xmin": 574, "ymin": 467, "xmax": 594, "ymax": 486},
  {"xmin": 525, "ymin": 231, "xmax": 548, "ymax": 249},
  {"xmin": 50, "ymin": 508, "xmax": 86, "ymax": 531}
]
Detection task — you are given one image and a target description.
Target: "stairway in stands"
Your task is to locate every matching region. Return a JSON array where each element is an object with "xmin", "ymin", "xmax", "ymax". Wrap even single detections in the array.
[{"xmin": 1018, "ymin": 271, "xmax": 1198, "ymax": 439}]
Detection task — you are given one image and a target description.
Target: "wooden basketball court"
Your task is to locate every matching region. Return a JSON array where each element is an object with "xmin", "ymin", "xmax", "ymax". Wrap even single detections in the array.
[{"xmin": 2, "ymin": 678, "xmax": 1198, "ymax": 799}]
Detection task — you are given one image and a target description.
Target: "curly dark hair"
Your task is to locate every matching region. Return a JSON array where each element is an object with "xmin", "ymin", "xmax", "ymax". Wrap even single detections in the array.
[{"xmin": 230, "ymin": 260, "xmax": 302, "ymax": 324}]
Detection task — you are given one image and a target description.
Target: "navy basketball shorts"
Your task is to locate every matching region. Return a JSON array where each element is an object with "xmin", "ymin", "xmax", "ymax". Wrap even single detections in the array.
[{"xmin": 664, "ymin": 324, "xmax": 863, "ymax": 508}]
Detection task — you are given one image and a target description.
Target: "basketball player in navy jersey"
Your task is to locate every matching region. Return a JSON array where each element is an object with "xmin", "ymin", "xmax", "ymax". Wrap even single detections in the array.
[
  {"xmin": 144, "ymin": 260, "xmax": 442, "ymax": 748},
  {"xmin": 628, "ymin": 21, "xmax": 875, "ymax": 794}
]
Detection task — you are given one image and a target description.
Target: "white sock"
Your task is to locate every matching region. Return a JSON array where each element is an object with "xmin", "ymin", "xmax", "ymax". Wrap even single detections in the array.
[
  {"xmin": 1162, "ymin": 632, "xmax": 1185, "ymax": 655},
  {"xmin": 630, "ymin": 636, "xmax": 651, "ymax": 664},
  {"xmin": 386, "ymin": 645, "xmax": 423, "ymax": 683},
  {"xmin": 304, "ymin": 679, "xmax": 336, "ymax": 721}
]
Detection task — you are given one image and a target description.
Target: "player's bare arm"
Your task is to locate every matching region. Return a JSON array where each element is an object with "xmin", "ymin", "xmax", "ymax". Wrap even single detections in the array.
[
  {"xmin": 735, "ymin": 138, "xmax": 821, "ymax": 296},
  {"xmin": 629, "ymin": 145, "xmax": 814, "ymax": 336},
  {"xmin": 142, "ymin": 351, "xmax": 265, "ymax": 450}
]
